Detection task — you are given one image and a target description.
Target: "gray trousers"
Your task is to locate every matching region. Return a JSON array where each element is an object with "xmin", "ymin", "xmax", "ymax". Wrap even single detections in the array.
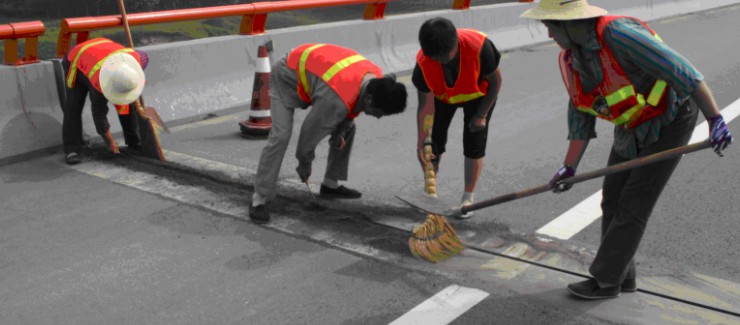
[
  {"xmin": 254, "ymin": 60, "xmax": 354, "ymax": 199},
  {"xmin": 590, "ymin": 102, "xmax": 698, "ymax": 286}
]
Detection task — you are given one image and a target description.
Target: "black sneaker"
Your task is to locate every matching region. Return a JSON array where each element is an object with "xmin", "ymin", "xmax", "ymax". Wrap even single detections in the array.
[
  {"xmin": 248, "ymin": 204, "xmax": 270, "ymax": 224},
  {"xmin": 621, "ymin": 278, "xmax": 637, "ymax": 293},
  {"xmin": 567, "ymin": 279, "xmax": 620, "ymax": 300},
  {"xmin": 65, "ymin": 152, "xmax": 82, "ymax": 165},
  {"xmin": 319, "ymin": 185, "xmax": 361, "ymax": 199}
]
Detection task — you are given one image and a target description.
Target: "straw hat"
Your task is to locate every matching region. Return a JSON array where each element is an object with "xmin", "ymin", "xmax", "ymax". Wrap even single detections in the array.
[
  {"xmin": 99, "ymin": 52, "xmax": 146, "ymax": 105},
  {"xmin": 520, "ymin": 0, "xmax": 607, "ymax": 20}
]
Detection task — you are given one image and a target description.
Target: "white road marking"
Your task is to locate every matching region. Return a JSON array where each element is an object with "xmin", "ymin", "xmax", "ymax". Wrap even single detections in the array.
[
  {"xmin": 537, "ymin": 97, "xmax": 740, "ymax": 240},
  {"xmin": 388, "ymin": 285, "xmax": 489, "ymax": 325}
]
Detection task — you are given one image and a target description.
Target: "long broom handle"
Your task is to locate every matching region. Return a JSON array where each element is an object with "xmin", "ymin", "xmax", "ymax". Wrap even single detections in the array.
[
  {"xmin": 460, "ymin": 139, "xmax": 712, "ymax": 215},
  {"xmin": 116, "ymin": 0, "xmax": 148, "ymax": 110}
]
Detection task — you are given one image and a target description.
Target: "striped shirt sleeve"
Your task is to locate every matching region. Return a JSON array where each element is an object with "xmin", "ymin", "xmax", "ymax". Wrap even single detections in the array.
[
  {"xmin": 567, "ymin": 100, "xmax": 597, "ymax": 140},
  {"xmin": 603, "ymin": 18, "xmax": 704, "ymax": 101}
]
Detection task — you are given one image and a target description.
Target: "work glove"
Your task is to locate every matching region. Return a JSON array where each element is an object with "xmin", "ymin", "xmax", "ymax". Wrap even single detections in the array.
[
  {"xmin": 709, "ymin": 115, "xmax": 733, "ymax": 157},
  {"xmin": 549, "ymin": 165, "xmax": 575, "ymax": 193},
  {"xmin": 468, "ymin": 115, "xmax": 487, "ymax": 133},
  {"xmin": 295, "ymin": 161, "xmax": 312, "ymax": 183}
]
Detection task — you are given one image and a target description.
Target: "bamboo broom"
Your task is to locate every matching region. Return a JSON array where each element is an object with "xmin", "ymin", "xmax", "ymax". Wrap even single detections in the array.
[{"xmin": 408, "ymin": 115, "xmax": 464, "ymax": 262}]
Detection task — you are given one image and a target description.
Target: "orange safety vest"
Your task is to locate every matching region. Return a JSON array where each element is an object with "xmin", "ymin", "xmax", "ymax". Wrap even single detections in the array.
[
  {"xmin": 416, "ymin": 29, "xmax": 489, "ymax": 104},
  {"xmin": 66, "ymin": 38, "xmax": 143, "ymax": 115},
  {"xmin": 286, "ymin": 44, "xmax": 382, "ymax": 120},
  {"xmin": 559, "ymin": 16, "xmax": 669, "ymax": 129}
]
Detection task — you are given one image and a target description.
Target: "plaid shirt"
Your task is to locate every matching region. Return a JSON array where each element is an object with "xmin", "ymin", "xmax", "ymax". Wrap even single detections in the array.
[{"xmin": 566, "ymin": 17, "xmax": 704, "ymax": 159}]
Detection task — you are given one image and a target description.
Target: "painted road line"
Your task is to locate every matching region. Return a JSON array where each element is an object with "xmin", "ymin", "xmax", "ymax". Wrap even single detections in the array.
[
  {"xmin": 537, "ymin": 97, "xmax": 740, "ymax": 240},
  {"xmin": 535, "ymin": 191, "xmax": 602, "ymax": 240},
  {"xmin": 388, "ymin": 285, "xmax": 489, "ymax": 325}
]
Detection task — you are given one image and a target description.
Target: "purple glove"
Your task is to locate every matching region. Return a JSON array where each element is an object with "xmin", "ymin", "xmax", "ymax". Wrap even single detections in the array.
[
  {"xmin": 549, "ymin": 165, "xmax": 575, "ymax": 193},
  {"xmin": 709, "ymin": 115, "xmax": 733, "ymax": 157}
]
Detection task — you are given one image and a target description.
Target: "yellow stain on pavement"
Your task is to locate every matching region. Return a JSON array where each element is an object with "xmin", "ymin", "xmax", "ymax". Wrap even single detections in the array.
[
  {"xmin": 480, "ymin": 243, "xmax": 545, "ymax": 280},
  {"xmin": 641, "ymin": 276, "xmax": 736, "ymax": 311}
]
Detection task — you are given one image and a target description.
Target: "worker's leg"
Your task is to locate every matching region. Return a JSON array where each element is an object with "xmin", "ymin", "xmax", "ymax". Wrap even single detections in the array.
[
  {"xmin": 460, "ymin": 99, "xmax": 494, "ymax": 217},
  {"xmin": 589, "ymin": 103, "xmax": 698, "ymax": 286},
  {"xmin": 61, "ymin": 59, "xmax": 89, "ymax": 156},
  {"xmin": 117, "ymin": 104, "xmax": 140, "ymax": 148}
]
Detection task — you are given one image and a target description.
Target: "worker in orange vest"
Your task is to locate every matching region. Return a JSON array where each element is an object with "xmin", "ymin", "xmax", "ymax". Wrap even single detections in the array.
[
  {"xmin": 521, "ymin": 0, "xmax": 732, "ymax": 299},
  {"xmin": 62, "ymin": 37, "xmax": 148, "ymax": 165},
  {"xmin": 249, "ymin": 43, "xmax": 408, "ymax": 224},
  {"xmin": 414, "ymin": 17, "xmax": 502, "ymax": 219}
]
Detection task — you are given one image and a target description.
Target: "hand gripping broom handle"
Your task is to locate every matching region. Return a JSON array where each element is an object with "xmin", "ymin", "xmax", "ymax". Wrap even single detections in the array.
[{"xmin": 460, "ymin": 139, "xmax": 712, "ymax": 215}]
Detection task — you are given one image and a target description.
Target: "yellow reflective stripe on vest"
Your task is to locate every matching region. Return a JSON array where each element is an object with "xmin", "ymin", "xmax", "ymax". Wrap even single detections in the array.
[
  {"xmin": 87, "ymin": 48, "xmax": 135, "ymax": 80},
  {"xmin": 66, "ymin": 39, "xmax": 113, "ymax": 88},
  {"xmin": 647, "ymin": 80, "xmax": 667, "ymax": 107},
  {"xmin": 446, "ymin": 92, "xmax": 484, "ymax": 104},
  {"xmin": 321, "ymin": 54, "xmax": 366, "ymax": 82},
  {"xmin": 298, "ymin": 44, "xmax": 326, "ymax": 98},
  {"xmin": 604, "ymin": 85, "xmax": 635, "ymax": 107},
  {"xmin": 611, "ymin": 94, "xmax": 646, "ymax": 125}
]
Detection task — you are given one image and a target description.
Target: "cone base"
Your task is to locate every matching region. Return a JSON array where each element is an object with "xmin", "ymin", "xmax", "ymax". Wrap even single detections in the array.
[{"xmin": 239, "ymin": 120, "xmax": 271, "ymax": 136}]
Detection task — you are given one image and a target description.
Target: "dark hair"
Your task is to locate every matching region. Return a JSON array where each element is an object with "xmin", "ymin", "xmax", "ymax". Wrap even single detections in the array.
[
  {"xmin": 419, "ymin": 17, "xmax": 458, "ymax": 57},
  {"xmin": 367, "ymin": 76, "xmax": 407, "ymax": 116}
]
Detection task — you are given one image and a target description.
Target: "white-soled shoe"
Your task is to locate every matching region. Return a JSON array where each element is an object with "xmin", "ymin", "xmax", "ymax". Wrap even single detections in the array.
[{"xmin": 458, "ymin": 200, "xmax": 474, "ymax": 219}]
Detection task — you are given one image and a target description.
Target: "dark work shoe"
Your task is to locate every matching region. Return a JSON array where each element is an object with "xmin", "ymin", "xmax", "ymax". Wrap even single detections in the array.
[
  {"xmin": 319, "ymin": 185, "xmax": 362, "ymax": 199},
  {"xmin": 65, "ymin": 152, "xmax": 82, "ymax": 165},
  {"xmin": 248, "ymin": 204, "xmax": 270, "ymax": 224},
  {"xmin": 621, "ymin": 278, "xmax": 637, "ymax": 293},
  {"xmin": 567, "ymin": 279, "xmax": 620, "ymax": 300}
]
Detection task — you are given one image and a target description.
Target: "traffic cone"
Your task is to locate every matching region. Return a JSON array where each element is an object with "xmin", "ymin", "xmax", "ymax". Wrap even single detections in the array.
[{"xmin": 240, "ymin": 41, "xmax": 273, "ymax": 136}]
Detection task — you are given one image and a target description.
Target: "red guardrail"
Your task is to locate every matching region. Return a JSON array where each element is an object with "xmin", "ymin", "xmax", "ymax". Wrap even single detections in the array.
[
  {"xmin": 0, "ymin": 21, "xmax": 45, "ymax": 65},
  {"xmin": 56, "ymin": 0, "xmax": 533, "ymax": 58}
]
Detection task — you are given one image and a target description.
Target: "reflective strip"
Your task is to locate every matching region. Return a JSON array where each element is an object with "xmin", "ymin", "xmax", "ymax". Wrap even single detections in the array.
[
  {"xmin": 248, "ymin": 110, "xmax": 271, "ymax": 117},
  {"xmin": 611, "ymin": 94, "xmax": 645, "ymax": 125},
  {"xmin": 256, "ymin": 57, "xmax": 271, "ymax": 73},
  {"xmin": 321, "ymin": 54, "xmax": 366, "ymax": 82},
  {"xmin": 444, "ymin": 92, "xmax": 484, "ymax": 104},
  {"xmin": 604, "ymin": 85, "xmax": 635, "ymax": 107},
  {"xmin": 576, "ymin": 105, "xmax": 599, "ymax": 116},
  {"xmin": 66, "ymin": 39, "xmax": 113, "ymax": 88},
  {"xmin": 298, "ymin": 44, "xmax": 326, "ymax": 99},
  {"xmin": 647, "ymin": 79, "xmax": 667, "ymax": 106},
  {"xmin": 87, "ymin": 48, "xmax": 135, "ymax": 80}
]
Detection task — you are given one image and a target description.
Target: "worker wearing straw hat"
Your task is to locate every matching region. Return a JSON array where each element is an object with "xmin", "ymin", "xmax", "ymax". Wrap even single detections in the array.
[
  {"xmin": 249, "ymin": 43, "xmax": 408, "ymax": 224},
  {"xmin": 413, "ymin": 17, "xmax": 502, "ymax": 219},
  {"xmin": 62, "ymin": 37, "xmax": 148, "ymax": 165},
  {"xmin": 521, "ymin": 0, "xmax": 732, "ymax": 299}
]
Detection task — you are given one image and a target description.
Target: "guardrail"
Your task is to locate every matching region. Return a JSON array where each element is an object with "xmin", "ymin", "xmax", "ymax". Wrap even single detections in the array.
[
  {"xmin": 56, "ymin": 0, "xmax": 532, "ymax": 57},
  {"xmin": 0, "ymin": 21, "xmax": 46, "ymax": 65}
]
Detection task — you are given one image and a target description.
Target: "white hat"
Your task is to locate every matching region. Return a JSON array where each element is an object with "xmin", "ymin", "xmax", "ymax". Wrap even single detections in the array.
[
  {"xmin": 99, "ymin": 52, "xmax": 146, "ymax": 105},
  {"xmin": 520, "ymin": 0, "xmax": 607, "ymax": 20}
]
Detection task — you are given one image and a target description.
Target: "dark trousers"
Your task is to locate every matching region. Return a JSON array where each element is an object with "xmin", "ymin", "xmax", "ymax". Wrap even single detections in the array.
[
  {"xmin": 431, "ymin": 97, "xmax": 495, "ymax": 159},
  {"xmin": 590, "ymin": 102, "xmax": 698, "ymax": 285},
  {"xmin": 62, "ymin": 58, "xmax": 139, "ymax": 154}
]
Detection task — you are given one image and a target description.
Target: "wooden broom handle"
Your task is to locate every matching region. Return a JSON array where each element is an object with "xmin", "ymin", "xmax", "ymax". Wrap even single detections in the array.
[{"xmin": 461, "ymin": 139, "xmax": 712, "ymax": 214}]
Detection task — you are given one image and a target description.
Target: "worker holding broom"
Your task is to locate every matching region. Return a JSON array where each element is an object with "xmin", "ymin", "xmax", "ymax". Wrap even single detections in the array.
[
  {"xmin": 62, "ymin": 37, "xmax": 148, "ymax": 165},
  {"xmin": 249, "ymin": 43, "xmax": 408, "ymax": 224},
  {"xmin": 414, "ymin": 17, "xmax": 502, "ymax": 219},
  {"xmin": 521, "ymin": 0, "xmax": 733, "ymax": 299}
]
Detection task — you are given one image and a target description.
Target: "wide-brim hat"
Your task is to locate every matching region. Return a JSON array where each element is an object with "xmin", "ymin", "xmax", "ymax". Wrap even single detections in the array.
[
  {"xmin": 99, "ymin": 52, "xmax": 146, "ymax": 105},
  {"xmin": 520, "ymin": 0, "xmax": 607, "ymax": 20}
]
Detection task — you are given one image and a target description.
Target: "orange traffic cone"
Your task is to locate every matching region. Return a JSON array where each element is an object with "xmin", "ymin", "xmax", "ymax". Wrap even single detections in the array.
[{"xmin": 240, "ymin": 41, "xmax": 273, "ymax": 136}]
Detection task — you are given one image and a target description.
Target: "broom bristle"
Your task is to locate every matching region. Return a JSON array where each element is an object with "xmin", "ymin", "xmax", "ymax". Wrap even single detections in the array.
[
  {"xmin": 409, "ymin": 137, "xmax": 464, "ymax": 262},
  {"xmin": 409, "ymin": 213, "xmax": 464, "ymax": 263}
]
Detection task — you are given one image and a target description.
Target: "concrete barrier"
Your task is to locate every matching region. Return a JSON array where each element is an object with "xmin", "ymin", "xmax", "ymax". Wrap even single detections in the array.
[{"xmin": 1, "ymin": 0, "xmax": 738, "ymax": 164}]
